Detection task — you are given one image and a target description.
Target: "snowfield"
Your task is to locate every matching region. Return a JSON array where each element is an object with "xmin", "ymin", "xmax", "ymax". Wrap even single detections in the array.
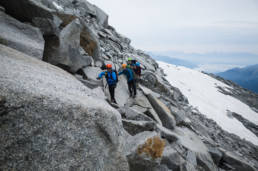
[{"xmin": 158, "ymin": 61, "xmax": 258, "ymax": 145}]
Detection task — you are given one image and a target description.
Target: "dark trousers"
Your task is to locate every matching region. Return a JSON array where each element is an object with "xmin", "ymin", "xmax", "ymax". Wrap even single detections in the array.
[
  {"xmin": 108, "ymin": 84, "xmax": 116, "ymax": 102},
  {"xmin": 128, "ymin": 80, "xmax": 136, "ymax": 96}
]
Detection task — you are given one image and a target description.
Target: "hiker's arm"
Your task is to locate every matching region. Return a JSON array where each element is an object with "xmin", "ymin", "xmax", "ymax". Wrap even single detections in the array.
[
  {"xmin": 97, "ymin": 72, "xmax": 105, "ymax": 79},
  {"xmin": 118, "ymin": 71, "xmax": 124, "ymax": 76}
]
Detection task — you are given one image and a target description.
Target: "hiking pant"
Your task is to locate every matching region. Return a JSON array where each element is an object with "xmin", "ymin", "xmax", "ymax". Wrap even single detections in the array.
[
  {"xmin": 108, "ymin": 84, "xmax": 116, "ymax": 102},
  {"xmin": 128, "ymin": 80, "xmax": 136, "ymax": 96},
  {"xmin": 134, "ymin": 74, "xmax": 140, "ymax": 87}
]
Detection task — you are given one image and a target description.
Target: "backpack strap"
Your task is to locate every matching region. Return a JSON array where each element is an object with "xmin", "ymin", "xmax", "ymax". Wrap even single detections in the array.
[{"xmin": 105, "ymin": 70, "xmax": 118, "ymax": 83}]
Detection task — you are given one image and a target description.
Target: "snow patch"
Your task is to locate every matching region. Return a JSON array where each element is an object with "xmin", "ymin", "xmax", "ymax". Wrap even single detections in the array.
[
  {"xmin": 158, "ymin": 61, "xmax": 258, "ymax": 145},
  {"xmin": 53, "ymin": 2, "xmax": 64, "ymax": 11}
]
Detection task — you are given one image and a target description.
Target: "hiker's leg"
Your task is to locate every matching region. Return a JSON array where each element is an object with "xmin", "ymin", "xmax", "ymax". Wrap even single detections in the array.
[
  {"xmin": 132, "ymin": 80, "xmax": 137, "ymax": 96},
  {"xmin": 128, "ymin": 82, "xmax": 132, "ymax": 96},
  {"xmin": 112, "ymin": 85, "xmax": 117, "ymax": 103},
  {"xmin": 135, "ymin": 75, "xmax": 139, "ymax": 88},
  {"xmin": 109, "ymin": 85, "xmax": 115, "ymax": 101}
]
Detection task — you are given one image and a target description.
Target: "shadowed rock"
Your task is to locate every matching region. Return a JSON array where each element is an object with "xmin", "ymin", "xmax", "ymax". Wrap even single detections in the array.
[
  {"xmin": 43, "ymin": 19, "xmax": 92, "ymax": 73},
  {"xmin": 220, "ymin": 149, "xmax": 256, "ymax": 171},
  {"xmin": 0, "ymin": 10, "xmax": 44, "ymax": 59},
  {"xmin": 119, "ymin": 106, "xmax": 154, "ymax": 122},
  {"xmin": 122, "ymin": 119, "xmax": 157, "ymax": 135},
  {"xmin": 80, "ymin": 21, "xmax": 101, "ymax": 61}
]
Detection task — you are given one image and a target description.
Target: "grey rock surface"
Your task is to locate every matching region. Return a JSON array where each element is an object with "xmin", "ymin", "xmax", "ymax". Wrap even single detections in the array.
[
  {"xmin": 0, "ymin": 11, "xmax": 44, "ymax": 59},
  {"xmin": 170, "ymin": 106, "xmax": 191, "ymax": 126},
  {"xmin": 147, "ymin": 94, "xmax": 176, "ymax": 130},
  {"xmin": 125, "ymin": 131, "xmax": 165, "ymax": 171},
  {"xmin": 122, "ymin": 119, "xmax": 156, "ymax": 135},
  {"xmin": 161, "ymin": 146, "xmax": 185, "ymax": 170},
  {"xmin": 80, "ymin": 21, "xmax": 101, "ymax": 61},
  {"xmin": 220, "ymin": 149, "xmax": 256, "ymax": 171},
  {"xmin": 119, "ymin": 106, "xmax": 154, "ymax": 122},
  {"xmin": 1, "ymin": 0, "xmax": 258, "ymax": 170},
  {"xmin": 126, "ymin": 92, "xmax": 163, "ymax": 125},
  {"xmin": 0, "ymin": 5, "xmax": 5, "ymax": 12},
  {"xmin": 206, "ymin": 145, "xmax": 223, "ymax": 166},
  {"xmin": 43, "ymin": 19, "xmax": 92, "ymax": 73},
  {"xmin": 0, "ymin": 44, "xmax": 129, "ymax": 171}
]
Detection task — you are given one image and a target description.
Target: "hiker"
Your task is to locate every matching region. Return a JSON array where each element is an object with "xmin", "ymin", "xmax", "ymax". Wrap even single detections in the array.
[
  {"xmin": 134, "ymin": 62, "xmax": 141, "ymax": 87},
  {"xmin": 119, "ymin": 64, "xmax": 137, "ymax": 98},
  {"xmin": 97, "ymin": 64, "xmax": 118, "ymax": 104},
  {"xmin": 127, "ymin": 57, "xmax": 136, "ymax": 69}
]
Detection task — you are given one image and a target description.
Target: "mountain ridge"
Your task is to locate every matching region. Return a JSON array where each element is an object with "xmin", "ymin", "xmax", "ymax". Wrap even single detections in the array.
[{"xmin": 217, "ymin": 64, "xmax": 258, "ymax": 93}]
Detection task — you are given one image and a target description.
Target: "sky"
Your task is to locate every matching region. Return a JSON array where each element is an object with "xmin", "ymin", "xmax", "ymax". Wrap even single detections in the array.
[{"xmin": 88, "ymin": 0, "xmax": 258, "ymax": 71}]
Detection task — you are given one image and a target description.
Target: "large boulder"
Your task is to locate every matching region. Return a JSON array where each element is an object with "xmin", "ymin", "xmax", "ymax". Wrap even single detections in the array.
[
  {"xmin": 170, "ymin": 106, "xmax": 191, "ymax": 126},
  {"xmin": 175, "ymin": 128, "xmax": 217, "ymax": 171},
  {"xmin": 0, "ymin": 44, "xmax": 129, "ymax": 171},
  {"xmin": 126, "ymin": 92, "xmax": 163, "ymax": 125},
  {"xmin": 0, "ymin": 0, "xmax": 54, "ymax": 23},
  {"xmin": 146, "ymin": 94, "xmax": 176, "ymax": 130},
  {"xmin": 125, "ymin": 131, "xmax": 166, "ymax": 171},
  {"xmin": 0, "ymin": 10, "xmax": 44, "ymax": 59},
  {"xmin": 82, "ymin": 66, "xmax": 103, "ymax": 81},
  {"xmin": 160, "ymin": 146, "xmax": 186, "ymax": 170},
  {"xmin": 0, "ymin": 0, "xmax": 108, "ymax": 27},
  {"xmin": 80, "ymin": 21, "xmax": 101, "ymax": 61},
  {"xmin": 1, "ymin": 0, "xmax": 102, "ymax": 62},
  {"xmin": 156, "ymin": 125, "xmax": 217, "ymax": 171},
  {"xmin": 43, "ymin": 19, "xmax": 92, "ymax": 73}
]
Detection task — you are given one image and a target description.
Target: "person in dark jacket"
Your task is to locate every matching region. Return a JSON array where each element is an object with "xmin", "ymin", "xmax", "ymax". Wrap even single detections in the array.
[
  {"xmin": 119, "ymin": 64, "xmax": 137, "ymax": 98},
  {"xmin": 97, "ymin": 64, "xmax": 118, "ymax": 103},
  {"xmin": 134, "ymin": 62, "xmax": 141, "ymax": 87}
]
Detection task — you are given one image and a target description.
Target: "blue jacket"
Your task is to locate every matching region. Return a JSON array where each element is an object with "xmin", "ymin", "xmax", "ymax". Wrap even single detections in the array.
[
  {"xmin": 119, "ymin": 68, "xmax": 134, "ymax": 82},
  {"xmin": 98, "ymin": 70, "xmax": 117, "ymax": 85}
]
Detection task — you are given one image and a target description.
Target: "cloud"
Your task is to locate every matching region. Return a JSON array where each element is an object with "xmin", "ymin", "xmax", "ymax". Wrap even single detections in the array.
[{"xmin": 89, "ymin": 0, "xmax": 258, "ymax": 55}]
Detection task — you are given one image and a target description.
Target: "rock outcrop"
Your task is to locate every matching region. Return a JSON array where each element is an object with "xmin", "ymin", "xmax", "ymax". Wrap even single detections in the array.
[
  {"xmin": 0, "ymin": 10, "xmax": 44, "ymax": 59},
  {"xmin": 0, "ymin": 0, "xmax": 258, "ymax": 171},
  {"xmin": 0, "ymin": 44, "xmax": 128, "ymax": 170}
]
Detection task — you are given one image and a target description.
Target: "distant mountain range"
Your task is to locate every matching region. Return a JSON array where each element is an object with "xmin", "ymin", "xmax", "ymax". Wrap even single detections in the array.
[
  {"xmin": 217, "ymin": 64, "xmax": 258, "ymax": 93},
  {"xmin": 148, "ymin": 53, "xmax": 197, "ymax": 69}
]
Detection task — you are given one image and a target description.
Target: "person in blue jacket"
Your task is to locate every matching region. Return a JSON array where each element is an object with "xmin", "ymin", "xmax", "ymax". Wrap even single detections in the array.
[
  {"xmin": 97, "ymin": 64, "xmax": 118, "ymax": 104},
  {"xmin": 119, "ymin": 64, "xmax": 137, "ymax": 98}
]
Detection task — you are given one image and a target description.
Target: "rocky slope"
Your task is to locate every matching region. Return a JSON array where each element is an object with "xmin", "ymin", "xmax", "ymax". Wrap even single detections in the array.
[{"xmin": 0, "ymin": 0, "xmax": 257, "ymax": 171}]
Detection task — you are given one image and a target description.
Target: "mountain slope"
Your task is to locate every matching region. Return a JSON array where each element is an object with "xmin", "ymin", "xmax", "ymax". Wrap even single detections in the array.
[
  {"xmin": 217, "ymin": 64, "xmax": 258, "ymax": 93},
  {"xmin": 158, "ymin": 61, "xmax": 258, "ymax": 145},
  {"xmin": 0, "ymin": 0, "xmax": 258, "ymax": 170}
]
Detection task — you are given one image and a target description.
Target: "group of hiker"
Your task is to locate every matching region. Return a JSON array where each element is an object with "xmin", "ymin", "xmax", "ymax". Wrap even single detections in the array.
[{"xmin": 97, "ymin": 58, "xmax": 142, "ymax": 104}]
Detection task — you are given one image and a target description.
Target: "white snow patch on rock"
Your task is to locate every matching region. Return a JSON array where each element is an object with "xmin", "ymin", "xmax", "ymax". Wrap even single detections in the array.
[
  {"xmin": 158, "ymin": 61, "xmax": 258, "ymax": 145},
  {"xmin": 53, "ymin": 2, "xmax": 64, "ymax": 11}
]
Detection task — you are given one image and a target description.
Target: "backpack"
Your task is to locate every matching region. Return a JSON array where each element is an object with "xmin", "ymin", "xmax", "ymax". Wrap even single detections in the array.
[
  {"xmin": 105, "ymin": 70, "xmax": 119, "ymax": 83},
  {"xmin": 134, "ymin": 66, "xmax": 141, "ymax": 76},
  {"xmin": 131, "ymin": 60, "xmax": 136, "ymax": 65}
]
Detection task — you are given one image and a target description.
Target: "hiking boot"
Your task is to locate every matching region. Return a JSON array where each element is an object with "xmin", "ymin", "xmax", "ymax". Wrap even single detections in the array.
[{"xmin": 111, "ymin": 99, "xmax": 117, "ymax": 104}]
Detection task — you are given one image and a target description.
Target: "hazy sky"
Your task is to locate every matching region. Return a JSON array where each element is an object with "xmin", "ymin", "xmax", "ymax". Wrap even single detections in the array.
[{"xmin": 89, "ymin": 0, "xmax": 258, "ymax": 55}]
